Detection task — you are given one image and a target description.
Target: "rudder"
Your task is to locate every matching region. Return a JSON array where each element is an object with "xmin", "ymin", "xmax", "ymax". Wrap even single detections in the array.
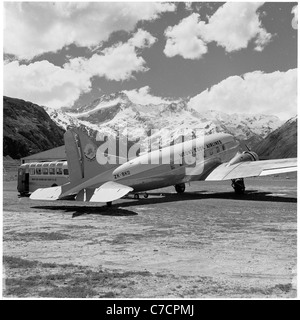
[{"xmin": 64, "ymin": 129, "xmax": 122, "ymax": 184}]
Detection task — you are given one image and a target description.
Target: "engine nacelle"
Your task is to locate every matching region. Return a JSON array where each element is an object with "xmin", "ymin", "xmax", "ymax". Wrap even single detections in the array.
[{"xmin": 228, "ymin": 151, "xmax": 259, "ymax": 166}]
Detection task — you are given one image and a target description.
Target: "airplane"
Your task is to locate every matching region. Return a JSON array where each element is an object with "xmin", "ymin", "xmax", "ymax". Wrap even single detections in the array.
[{"xmin": 30, "ymin": 128, "xmax": 297, "ymax": 206}]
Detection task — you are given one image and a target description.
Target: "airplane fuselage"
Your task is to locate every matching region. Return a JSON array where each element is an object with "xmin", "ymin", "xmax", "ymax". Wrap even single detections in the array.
[{"xmin": 110, "ymin": 133, "xmax": 240, "ymax": 192}]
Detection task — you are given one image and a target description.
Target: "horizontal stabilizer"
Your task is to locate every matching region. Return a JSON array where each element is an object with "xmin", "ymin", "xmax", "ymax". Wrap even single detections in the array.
[
  {"xmin": 30, "ymin": 186, "xmax": 62, "ymax": 201},
  {"xmin": 76, "ymin": 181, "xmax": 133, "ymax": 203},
  {"xmin": 205, "ymin": 158, "xmax": 297, "ymax": 181}
]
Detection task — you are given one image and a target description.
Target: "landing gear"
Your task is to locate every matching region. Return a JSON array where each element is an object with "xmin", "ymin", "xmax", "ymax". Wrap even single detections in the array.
[
  {"xmin": 231, "ymin": 178, "xmax": 245, "ymax": 194},
  {"xmin": 133, "ymin": 193, "xmax": 148, "ymax": 199},
  {"xmin": 175, "ymin": 183, "xmax": 185, "ymax": 193},
  {"xmin": 106, "ymin": 201, "xmax": 112, "ymax": 207}
]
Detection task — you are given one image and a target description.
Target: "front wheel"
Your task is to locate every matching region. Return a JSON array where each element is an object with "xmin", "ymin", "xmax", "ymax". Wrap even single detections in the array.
[{"xmin": 175, "ymin": 183, "xmax": 185, "ymax": 193}]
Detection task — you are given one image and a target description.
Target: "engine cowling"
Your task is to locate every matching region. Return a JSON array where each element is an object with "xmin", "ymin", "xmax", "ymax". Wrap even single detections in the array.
[{"xmin": 228, "ymin": 151, "xmax": 259, "ymax": 166}]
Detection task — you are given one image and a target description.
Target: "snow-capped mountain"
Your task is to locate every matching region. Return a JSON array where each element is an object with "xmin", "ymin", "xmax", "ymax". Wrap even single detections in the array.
[{"xmin": 44, "ymin": 92, "xmax": 284, "ymax": 152}]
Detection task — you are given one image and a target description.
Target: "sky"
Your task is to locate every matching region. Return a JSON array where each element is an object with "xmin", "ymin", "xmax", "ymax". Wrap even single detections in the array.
[{"xmin": 2, "ymin": 1, "xmax": 298, "ymax": 120}]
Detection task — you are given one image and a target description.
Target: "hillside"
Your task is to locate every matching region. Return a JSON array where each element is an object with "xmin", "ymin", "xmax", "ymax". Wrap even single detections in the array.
[
  {"xmin": 3, "ymin": 96, "xmax": 65, "ymax": 159},
  {"xmin": 254, "ymin": 116, "xmax": 297, "ymax": 159}
]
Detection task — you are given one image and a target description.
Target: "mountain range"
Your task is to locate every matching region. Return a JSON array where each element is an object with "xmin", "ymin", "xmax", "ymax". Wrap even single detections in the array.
[
  {"xmin": 44, "ymin": 92, "xmax": 284, "ymax": 152},
  {"xmin": 3, "ymin": 94, "xmax": 297, "ymax": 160}
]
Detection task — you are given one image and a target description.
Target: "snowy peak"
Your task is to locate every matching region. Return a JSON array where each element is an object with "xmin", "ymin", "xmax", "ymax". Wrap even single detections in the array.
[
  {"xmin": 200, "ymin": 110, "xmax": 282, "ymax": 139},
  {"xmin": 67, "ymin": 92, "xmax": 132, "ymax": 122},
  {"xmin": 43, "ymin": 92, "xmax": 285, "ymax": 151},
  {"xmin": 71, "ymin": 92, "xmax": 130, "ymax": 115}
]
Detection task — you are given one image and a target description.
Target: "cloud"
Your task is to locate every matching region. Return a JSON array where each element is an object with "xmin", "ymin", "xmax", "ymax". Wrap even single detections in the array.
[
  {"xmin": 3, "ymin": 60, "xmax": 92, "ymax": 108},
  {"xmin": 164, "ymin": 13, "xmax": 207, "ymax": 59},
  {"xmin": 188, "ymin": 69, "xmax": 297, "ymax": 120},
  {"xmin": 184, "ymin": 2, "xmax": 193, "ymax": 12},
  {"xmin": 65, "ymin": 30, "xmax": 157, "ymax": 81},
  {"xmin": 123, "ymin": 86, "xmax": 177, "ymax": 105},
  {"xmin": 3, "ymin": 30, "xmax": 157, "ymax": 108},
  {"xmin": 292, "ymin": 5, "xmax": 298, "ymax": 29},
  {"xmin": 4, "ymin": 2, "xmax": 175, "ymax": 60},
  {"xmin": 128, "ymin": 29, "xmax": 157, "ymax": 48},
  {"xmin": 164, "ymin": 2, "xmax": 272, "ymax": 59},
  {"xmin": 203, "ymin": 2, "xmax": 272, "ymax": 52}
]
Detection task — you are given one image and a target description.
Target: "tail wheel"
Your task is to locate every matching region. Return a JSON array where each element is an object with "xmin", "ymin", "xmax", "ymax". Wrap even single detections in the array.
[
  {"xmin": 175, "ymin": 183, "xmax": 185, "ymax": 193},
  {"xmin": 231, "ymin": 178, "xmax": 245, "ymax": 194}
]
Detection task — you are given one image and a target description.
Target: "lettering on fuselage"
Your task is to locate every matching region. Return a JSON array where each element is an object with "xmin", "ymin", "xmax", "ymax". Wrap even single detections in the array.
[
  {"xmin": 114, "ymin": 170, "xmax": 131, "ymax": 179},
  {"xmin": 206, "ymin": 140, "xmax": 222, "ymax": 148},
  {"xmin": 179, "ymin": 139, "xmax": 223, "ymax": 159}
]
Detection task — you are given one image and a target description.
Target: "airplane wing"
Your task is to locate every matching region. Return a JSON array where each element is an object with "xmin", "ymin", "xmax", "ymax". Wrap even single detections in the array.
[
  {"xmin": 75, "ymin": 181, "xmax": 133, "ymax": 202},
  {"xmin": 205, "ymin": 158, "xmax": 297, "ymax": 181},
  {"xmin": 30, "ymin": 186, "xmax": 63, "ymax": 200},
  {"xmin": 30, "ymin": 181, "xmax": 133, "ymax": 203}
]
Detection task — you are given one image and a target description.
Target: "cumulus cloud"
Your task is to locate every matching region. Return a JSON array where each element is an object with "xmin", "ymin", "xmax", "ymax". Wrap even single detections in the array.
[
  {"xmin": 164, "ymin": 2, "xmax": 272, "ymax": 59},
  {"xmin": 203, "ymin": 2, "xmax": 272, "ymax": 52},
  {"xmin": 65, "ymin": 29, "xmax": 157, "ymax": 81},
  {"xmin": 3, "ymin": 30, "xmax": 157, "ymax": 108},
  {"xmin": 123, "ymin": 86, "xmax": 177, "ymax": 105},
  {"xmin": 188, "ymin": 69, "xmax": 297, "ymax": 120},
  {"xmin": 128, "ymin": 29, "xmax": 157, "ymax": 48},
  {"xmin": 3, "ymin": 60, "xmax": 92, "ymax": 108},
  {"xmin": 4, "ymin": 2, "xmax": 175, "ymax": 60},
  {"xmin": 164, "ymin": 13, "xmax": 207, "ymax": 59}
]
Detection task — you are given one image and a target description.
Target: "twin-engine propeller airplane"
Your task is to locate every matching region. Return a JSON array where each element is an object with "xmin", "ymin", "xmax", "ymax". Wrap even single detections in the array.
[{"xmin": 30, "ymin": 128, "xmax": 297, "ymax": 206}]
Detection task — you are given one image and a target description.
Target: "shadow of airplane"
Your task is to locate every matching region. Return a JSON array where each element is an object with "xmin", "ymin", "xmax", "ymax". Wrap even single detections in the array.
[
  {"xmin": 31, "ymin": 205, "xmax": 138, "ymax": 218},
  {"xmin": 31, "ymin": 189, "xmax": 296, "ymax": 218},
  {"xmin": 116, "ymin": 189, "xmax": 297, "ymax": 209}
]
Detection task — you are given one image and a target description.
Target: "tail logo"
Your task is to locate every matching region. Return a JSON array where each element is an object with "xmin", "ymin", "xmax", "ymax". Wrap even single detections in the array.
[{"xmin": 84, "ymin": 143, "xmax": 96, "ymax": 161}]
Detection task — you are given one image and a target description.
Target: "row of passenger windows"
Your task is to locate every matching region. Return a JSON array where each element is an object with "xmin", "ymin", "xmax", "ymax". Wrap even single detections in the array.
[{"xmin": 30, "ymin": 167, "xmax": 69, "ymax": 175}]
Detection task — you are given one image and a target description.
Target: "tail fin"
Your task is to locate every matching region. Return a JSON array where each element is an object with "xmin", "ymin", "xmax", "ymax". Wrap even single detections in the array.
[{"xmin": 64, "ymin": 128, "xmax": 124, "ymax": 184}]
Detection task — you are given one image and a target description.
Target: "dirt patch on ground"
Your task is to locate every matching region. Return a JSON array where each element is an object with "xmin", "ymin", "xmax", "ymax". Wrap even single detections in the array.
[{"xmin": 2, "ymin": 176, "xmax": 297, "ymax": 298}]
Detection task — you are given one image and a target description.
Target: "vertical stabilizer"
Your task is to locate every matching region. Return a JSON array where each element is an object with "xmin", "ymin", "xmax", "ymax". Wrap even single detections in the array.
[
  {"xmin": 64, "ymin": 130, "xmax": 84, "ymax": 183},
  {"xmin": 63, "ymin": 129, "xmax": 122, "ymax": 185}
]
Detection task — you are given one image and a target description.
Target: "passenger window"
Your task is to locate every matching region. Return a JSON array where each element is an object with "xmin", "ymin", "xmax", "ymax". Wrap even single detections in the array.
[
  {"xmin": 222, "ymin": 145, "xmax": 225, "ymax": 151},
  {"xmin": 42, "ymin": 168, "xmax": 48, "ymax": 175},
  {"xmin": 216, "ymin": 146, "xmax": 220, "ymax": 153},
  {"xmin": 210, "ymin": 148, "xmax": 213, "ymax": 155},
  {"xmin": 36, "ymin": 168, "xmax": 41, "ymax": 175},
  {"xmin": 56, "ymin": 168, "xmax": 62, "ymax": 175},
  {"xmin": 49, "ymin": 168, "xmax": 55, "ymax": 175},
  {"xmin": 63, "ymin": 169, "xmax": 69, "ymax": 175},
  {"xmin": 30, "ymin": 168, "xmax": 35, "ymax": 175}
]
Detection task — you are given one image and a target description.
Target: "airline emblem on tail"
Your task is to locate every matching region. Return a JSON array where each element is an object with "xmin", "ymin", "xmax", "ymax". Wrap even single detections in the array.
[{"xmin": 84, "ymin": 143, "xmax": 96, "ymax": 161}]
